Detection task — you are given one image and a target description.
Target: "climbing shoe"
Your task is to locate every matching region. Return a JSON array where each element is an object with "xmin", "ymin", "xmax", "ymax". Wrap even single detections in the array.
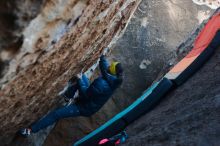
[{"xmin": 19, "ymin": 128, "xmax": 32, "ymax": 137}]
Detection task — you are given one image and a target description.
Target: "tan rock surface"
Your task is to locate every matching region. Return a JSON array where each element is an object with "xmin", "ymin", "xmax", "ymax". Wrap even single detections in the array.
[{"xmin": 0, "ymin": 0, "xmax": 141, "ymax": 145}]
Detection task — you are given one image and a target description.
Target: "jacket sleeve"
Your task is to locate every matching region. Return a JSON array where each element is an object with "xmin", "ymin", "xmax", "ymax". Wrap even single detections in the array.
[
  {"xmin": 99, "ymin": 55, "xmax": 109, "ymax": 75},
  {"xmin": 99, "ymin": 55, "xmax": 113, "ymax": 82},
  {"xmin": 77, "ymin": 78, "xmax": 90, "ymax": 103}
]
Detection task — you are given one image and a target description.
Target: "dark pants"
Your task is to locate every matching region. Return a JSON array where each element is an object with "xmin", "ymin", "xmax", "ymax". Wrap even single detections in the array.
[
  {"xmin": 31, "ymin": 104, "xmax": 80, "ymax": 133},
  {"xmin": 31, "ymin": 74, "xmax": 90, "ymax": 133}
]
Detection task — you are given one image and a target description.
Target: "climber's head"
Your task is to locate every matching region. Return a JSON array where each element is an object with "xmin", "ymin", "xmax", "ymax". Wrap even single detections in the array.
[{"xmin": 109, "ymin": 61, "xmax": 123, "ymax": 76}]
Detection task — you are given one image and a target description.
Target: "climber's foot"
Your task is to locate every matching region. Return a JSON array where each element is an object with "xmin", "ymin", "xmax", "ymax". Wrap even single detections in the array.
[{"xmin": 18, "ymin": 128, "xmax": 32, "ymax": 137}]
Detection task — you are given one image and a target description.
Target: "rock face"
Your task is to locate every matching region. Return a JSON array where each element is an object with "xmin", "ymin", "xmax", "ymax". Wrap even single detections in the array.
[
  {"xmin": 192, "ymin": 0, "xmax": 220, "ymax": 9},
  {"xmin": 0, "ymin": 0, "xmax": 141, "ymax": 145},
  {"xmin": 45, "ymin": 1, "xmax": 215, "ymax": 146},
  {"xmin": 0, "ymin": 0, "xmax": 218, "ymax": 146},
  {"xmin": 122, "ymin": 33, "xmax": 220, "ymax": 146},
  {"xmin": 0, "ymin": 0, "xmax": 44, "ymax": 77},
  {"xmin": 0, "ymin": 0, "xmax": 43, "ymax": 51},
  {"xmin": 120, "ymin": 4, "xmax": 220, "ymax": 146},
  {"xmin": 108, "ymin": 0, "xmax": 214, "ymax": 109}
]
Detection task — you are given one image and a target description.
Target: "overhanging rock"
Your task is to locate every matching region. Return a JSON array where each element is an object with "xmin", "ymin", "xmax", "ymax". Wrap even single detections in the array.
[{"xmin": 0, "ymin": 0, "xmax": 141, "ymax": 145}]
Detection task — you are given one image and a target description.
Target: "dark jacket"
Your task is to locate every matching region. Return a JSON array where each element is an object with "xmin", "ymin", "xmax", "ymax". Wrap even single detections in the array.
[{"xmin": 76, "ymin": 56, "xmax": 123, "ymax": 116}]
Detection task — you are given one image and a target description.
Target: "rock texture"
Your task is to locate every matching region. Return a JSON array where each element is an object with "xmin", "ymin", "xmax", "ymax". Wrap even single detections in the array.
[
  {"xmin": 0, "ymin": 0, "xmax": 44, "ymax": 77},
  {"xmin": 121, "ymin": 9, "xmax": 220, "ymax": 146},
  {"xmin": 0, "ymin": 0, "xmax": 43, "ymax": 51},
  {"xmin": 0, "ymin": 0, "xmax": 141, "ymax": 145},
  {"xmin": 122, "ymin": 40, "xmax": 220, "ymax": 146},
  {"xmin": 109, "ymin": 0, "xmax": 214, "ymax": 110},
  {"xmin": 192, "ymin": 0, "xmax": 220, "ymax": 9}
]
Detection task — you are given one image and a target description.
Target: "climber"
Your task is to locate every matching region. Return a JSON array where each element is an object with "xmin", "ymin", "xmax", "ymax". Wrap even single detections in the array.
[
  {"xmin": 98, "ymin": 131, "xmax": 128, "ymax": 146},
  {"xmin": 19, "ymin": 54, "xmax": 124, "ymax": 137}
]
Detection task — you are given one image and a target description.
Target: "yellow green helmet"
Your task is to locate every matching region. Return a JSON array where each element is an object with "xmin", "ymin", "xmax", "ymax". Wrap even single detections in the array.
[{"xmin": 109, "ymin": 62, "xmax": 123, "ymax": 76}]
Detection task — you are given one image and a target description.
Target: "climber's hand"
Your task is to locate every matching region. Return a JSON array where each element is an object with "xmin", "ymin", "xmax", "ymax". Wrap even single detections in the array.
[
  {"xmin": 64, "ymin": 96, "xmax": 72, "ymax": 103},
  {"xmin": 101, "ymin": 47, "xmax": 110, "ymax": 56},
  {"xmin": 76, "ymin": 72, "xmax": 82, "ymax": 79}
]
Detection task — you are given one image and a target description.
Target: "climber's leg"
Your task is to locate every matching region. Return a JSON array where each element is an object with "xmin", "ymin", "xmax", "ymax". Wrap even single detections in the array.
[{"xmin": 30, "ymin": 104, "xmax": 80, "ymax": 133}]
